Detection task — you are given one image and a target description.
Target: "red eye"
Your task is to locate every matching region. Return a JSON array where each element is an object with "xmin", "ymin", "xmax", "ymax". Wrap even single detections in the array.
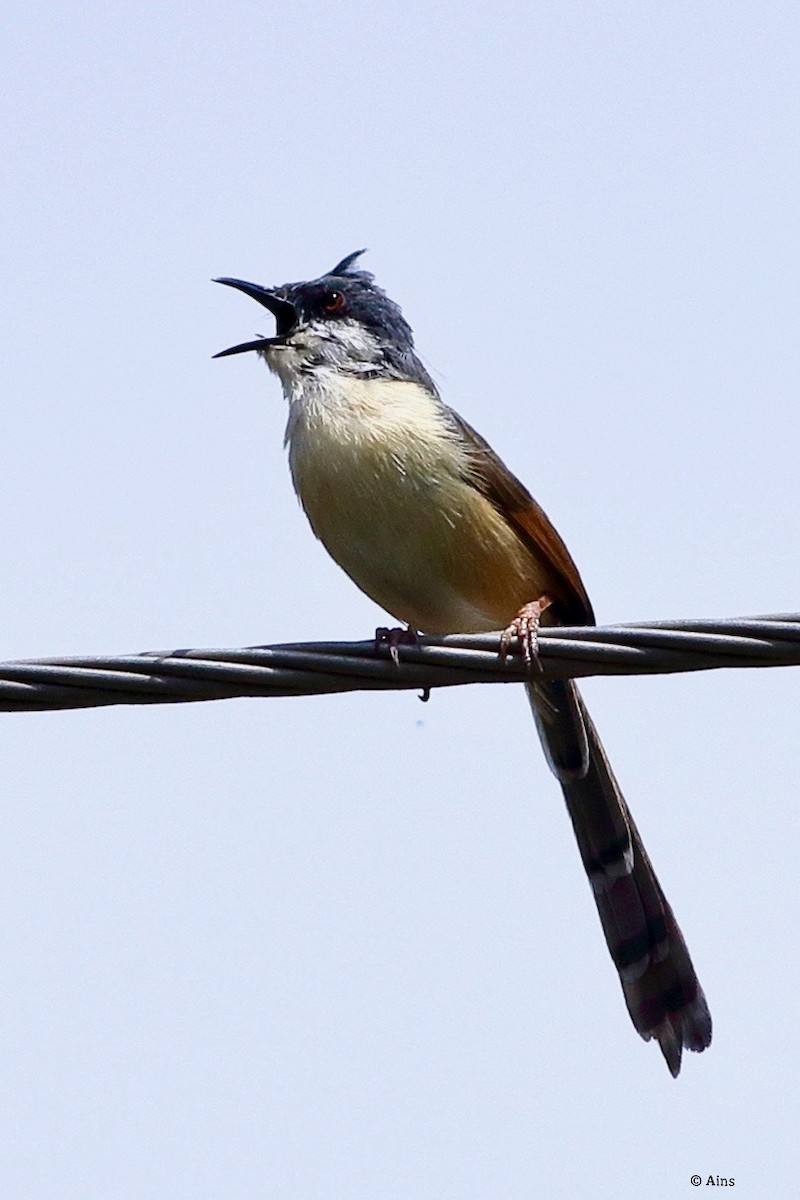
[{"xmin": 323, "ymin": 290, "xmax": 346, "ymax": 313}]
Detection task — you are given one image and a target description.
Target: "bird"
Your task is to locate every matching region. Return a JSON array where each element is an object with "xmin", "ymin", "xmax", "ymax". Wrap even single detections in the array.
[{"xmin": 213, "ymin": 250, "xmax": 712, "ymax": 1076}]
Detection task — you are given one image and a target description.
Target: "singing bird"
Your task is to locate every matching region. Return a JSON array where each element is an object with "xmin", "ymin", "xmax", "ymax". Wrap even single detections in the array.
[{"xmin": 214, "ymin": 251, "xmax": 712, "ymax": 1075}]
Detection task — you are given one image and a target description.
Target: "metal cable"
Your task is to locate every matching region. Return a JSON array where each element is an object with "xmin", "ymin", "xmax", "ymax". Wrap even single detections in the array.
[{"xmin": 2, "ymin": 615, "xmax": 798, "ymax": 713}]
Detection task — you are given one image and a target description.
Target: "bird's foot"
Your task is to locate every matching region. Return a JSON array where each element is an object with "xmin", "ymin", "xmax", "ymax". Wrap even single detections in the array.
[
  {"xmin": 499, "ymin": 595, "xmax": 553, "ymax": 668},
  {"xmin": 375, "ymin": 624, "xmax": 419, "ymax": 666}
]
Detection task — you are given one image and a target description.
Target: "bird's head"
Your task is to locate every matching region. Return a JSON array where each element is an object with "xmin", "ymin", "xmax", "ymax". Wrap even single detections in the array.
[{"xmin": 213, "ymin": 251, "xmax": 433, "ymax": 392}]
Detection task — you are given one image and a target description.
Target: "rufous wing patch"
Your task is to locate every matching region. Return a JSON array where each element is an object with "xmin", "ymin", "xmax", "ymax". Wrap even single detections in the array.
[{"xmin": 447, "ymin": 409, "xmax": 595, "ymax": 626}]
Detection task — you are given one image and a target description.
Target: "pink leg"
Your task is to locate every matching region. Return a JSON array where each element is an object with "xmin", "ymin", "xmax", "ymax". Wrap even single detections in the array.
[
  {"xmin": 375, "ymin": 625, "xmax": 420, "ymax": 666},
  {"xmin": 499, "ymin": 595, "xmax": 554, "ymax": 667}
]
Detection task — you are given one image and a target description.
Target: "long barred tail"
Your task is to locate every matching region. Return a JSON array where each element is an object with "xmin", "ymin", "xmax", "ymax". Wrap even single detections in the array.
[{"xmin": 526, "ymin": 678, "xmax": 712, "ymax": 1076}]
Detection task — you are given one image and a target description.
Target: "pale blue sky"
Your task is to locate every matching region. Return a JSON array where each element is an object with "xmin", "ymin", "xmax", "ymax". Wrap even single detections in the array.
[{"xmin": 3, "ymin": 2, "xmax": 799, "ymax": 1196}]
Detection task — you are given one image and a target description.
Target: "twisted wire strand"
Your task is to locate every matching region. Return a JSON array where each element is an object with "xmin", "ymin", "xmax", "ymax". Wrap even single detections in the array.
[{"xmin": 2, "ymin": 615, "xmax": 798, "ymax": 713}]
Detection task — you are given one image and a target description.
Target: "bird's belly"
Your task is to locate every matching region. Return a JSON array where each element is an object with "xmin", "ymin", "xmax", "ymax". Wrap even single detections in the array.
[{"xmin": 289, "ymin": 408, "xmax": 547, "ymax": 633}]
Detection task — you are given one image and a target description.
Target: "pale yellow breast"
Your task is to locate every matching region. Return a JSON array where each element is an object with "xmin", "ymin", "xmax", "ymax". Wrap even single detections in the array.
[{"xmin": 285, "ymin": 377, "xmax": 547, "ymax": 633}]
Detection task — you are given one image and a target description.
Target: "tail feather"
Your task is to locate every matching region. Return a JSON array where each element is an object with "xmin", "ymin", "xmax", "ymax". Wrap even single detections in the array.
[{"xmin": 526, "ymin": 680, "xmax": 712, "ymax": 1076}]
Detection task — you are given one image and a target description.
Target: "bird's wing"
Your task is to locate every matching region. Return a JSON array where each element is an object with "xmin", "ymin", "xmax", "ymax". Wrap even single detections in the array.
[{"xmin": 447, "ymin": 408, "xmax": 595, "ymax": 626}]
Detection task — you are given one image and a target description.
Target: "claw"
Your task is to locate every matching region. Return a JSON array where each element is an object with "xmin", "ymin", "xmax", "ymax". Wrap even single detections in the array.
[
  {"xmin": 375, "ymin": 625, "xmax": 419, "ymax": 666},
  {"xmin": 499, "ymin": 595, "xmax": 553, "ymax": 668}
]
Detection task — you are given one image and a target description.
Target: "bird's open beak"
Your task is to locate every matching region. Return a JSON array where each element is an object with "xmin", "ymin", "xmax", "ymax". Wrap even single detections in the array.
[{"xmin": 212, "ymin": 278, "xmax": 298, "ymax": 358}]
